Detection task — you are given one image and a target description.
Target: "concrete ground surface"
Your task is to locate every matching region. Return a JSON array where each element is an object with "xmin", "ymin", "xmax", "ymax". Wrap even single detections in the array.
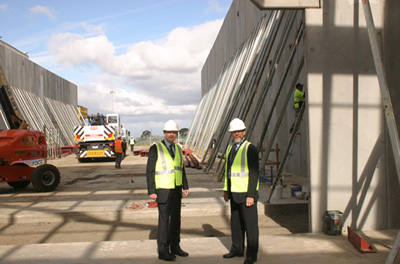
[{"xmin": 0, "ymin": 151, "xmax": 398, "ymax": 263}]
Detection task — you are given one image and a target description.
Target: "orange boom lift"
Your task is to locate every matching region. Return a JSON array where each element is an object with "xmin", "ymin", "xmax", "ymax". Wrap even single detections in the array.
[{"xmin": 0, "ymin": 65, "xmax": 60, "ymax": 192}]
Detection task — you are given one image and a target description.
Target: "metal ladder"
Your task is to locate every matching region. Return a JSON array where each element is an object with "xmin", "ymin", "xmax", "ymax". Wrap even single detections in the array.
[
  {"xmin": 362, "ymin": 1, "xmax": 400, "ymax": 263},
  {"xmin": 267, "ymin": 101, "xmax": 305, "ymax": 203}
]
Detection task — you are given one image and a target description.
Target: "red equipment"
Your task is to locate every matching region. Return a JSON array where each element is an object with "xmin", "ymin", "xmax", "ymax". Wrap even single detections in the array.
[{"xmin": 0, "ymin": 129, "xmax": 60, "ymax": 192}]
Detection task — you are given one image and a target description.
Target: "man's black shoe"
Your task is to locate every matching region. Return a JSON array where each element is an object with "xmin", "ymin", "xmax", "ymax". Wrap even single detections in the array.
[
  {"xmin": 158, "ymin": 253, "xmax": 175, "ymax": 261},
  {"xmin": 244, "ymin": 257, "xmax": 257, "ymax": 264},
  {"xmin": 171, "ymin": 248, "xmax": 189, "ymax": 257},
  {"xmin": 223, "ymin": 252, "xmax": 243, "ymax": 258}
]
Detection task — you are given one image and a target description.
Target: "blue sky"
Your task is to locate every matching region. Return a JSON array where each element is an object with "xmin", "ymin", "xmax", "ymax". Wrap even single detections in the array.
[{"xmin": 0, "ymin": 0, "xmax": 232, "ymax": 136}]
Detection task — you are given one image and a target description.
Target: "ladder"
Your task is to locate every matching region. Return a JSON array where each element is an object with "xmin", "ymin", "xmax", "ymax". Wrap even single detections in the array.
[
  {"xmin": 267, "ymin": 101, "xmax": 306, "ymax": 203},
  {"xmin": 362, "ymin": 1, "xmax": 400, "ymax": 263}
]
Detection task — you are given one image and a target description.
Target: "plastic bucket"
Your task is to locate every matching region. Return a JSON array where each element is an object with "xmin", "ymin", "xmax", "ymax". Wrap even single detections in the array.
[
  {"xmin": 271, "ymin": 185, "xmax": 283, "ymax": 199},
  {"xmin": 323, "ymin": 210, "xmax": 343, "ymax": 236},
  {"xmin": 290, "ymin": 184, "xmax": 302, "ymax": 197}
]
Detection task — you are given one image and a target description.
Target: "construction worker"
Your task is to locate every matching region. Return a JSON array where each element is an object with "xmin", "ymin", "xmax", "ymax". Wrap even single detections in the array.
[
  {"xmin": 129, "ymin": 136, "xmax": 136, "ymax": 154},
  {"xmin": 223, "ymin": 118, "xmax": 259, "ymax": 264},
  {"xmin": 146, "ymin": 120, "xmax": 189, "ymax": 262},
  {"xmin": 114, "ymin": 135, "xmax": 123, "ymax": 168},
  {"xmin": 290, "ymin": 83, "xmax": 305, "ymax": 133}
]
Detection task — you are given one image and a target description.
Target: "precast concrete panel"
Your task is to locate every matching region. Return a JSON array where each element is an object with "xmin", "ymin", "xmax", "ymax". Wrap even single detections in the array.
[
  {"xmin": 382, "ymin": 0, "xmax": 400, "ymax": 229},
  {"xmin": 201, "ymin": 0, "xmax": 267, "ymax": 95},
  {"xmin": 305, "ymin": 0, "xmax": 398, "ymax": 232},
  {"xmin": 10, "ymin": 52, "xmax": 22, "ymax": 90}
]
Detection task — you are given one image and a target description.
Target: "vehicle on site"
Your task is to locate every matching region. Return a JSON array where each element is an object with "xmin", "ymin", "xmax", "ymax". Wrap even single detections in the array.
[
  {"xmin": 0, "ymin": 67, "xmax": 61, "ymax": 192},
  {"xmin": 74, "ymin": 113, "xmax": 129, "ymax": 162},
  {"xmin": 0, "ymin": 129, "xmax": 60, "ymax": 192}
]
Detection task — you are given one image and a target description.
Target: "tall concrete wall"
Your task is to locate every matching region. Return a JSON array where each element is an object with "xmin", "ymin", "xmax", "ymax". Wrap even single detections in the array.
[
  {"xmin": 305, "ymin": 0, "xmax": 399, "ymax": 231},
  {"xmin": 382, "ymin": 0, "xmax": 400, "ymax": 229},
  {"xmin": 201, "ymin": 0, "xmax": 267, "ymax": 95},
  {"xmin": 0, "ymin": 41, "xmax": 80, "ymax": 146},
  {"xmin": 0, "ymin": 41, "xmax": 78, "ymax": 133},
  {"xmin": 0, "ymin": 41, "xmax": 77, "ymax": 106}
]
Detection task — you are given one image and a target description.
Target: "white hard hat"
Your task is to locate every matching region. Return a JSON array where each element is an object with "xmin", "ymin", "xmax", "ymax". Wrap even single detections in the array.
[
  {"xmin": 229, "ymin": 118, "xmax": 246, "ymax": 132},
  {"xmin": 163, "ymin": 120, "xmax": 179, "ymax": 131}
]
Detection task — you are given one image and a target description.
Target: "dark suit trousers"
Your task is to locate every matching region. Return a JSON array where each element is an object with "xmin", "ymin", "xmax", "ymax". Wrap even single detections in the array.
[
  {"xmin": 157, "ymin": 187, "xmax": 182, "ymax": 255},
  {"xmin": 230, "ymin": 199, "xmax": 259, "ymax": 258}
]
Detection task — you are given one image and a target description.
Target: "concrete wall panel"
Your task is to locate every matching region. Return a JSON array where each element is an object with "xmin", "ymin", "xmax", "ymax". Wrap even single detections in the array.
[
  {"xmin": 383, "ymin": 0, "xmax": 400, "ymax": 229},
  {"xmin": 305, "ymin": 0, "xmax": 398, "ymax": 232},
  {"xmin": 201, "ymin": 0, "xmax": 267, "ymax": 95}
]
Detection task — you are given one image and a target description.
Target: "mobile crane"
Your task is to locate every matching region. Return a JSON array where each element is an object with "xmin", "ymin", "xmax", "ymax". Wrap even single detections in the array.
[{"xmin": 74, "ymin": 113, "xmax": 128, "ymax": 162}]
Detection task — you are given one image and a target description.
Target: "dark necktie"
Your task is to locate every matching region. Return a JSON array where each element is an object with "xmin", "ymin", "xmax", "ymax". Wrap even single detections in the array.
[
  {"xmin": 230, "ymin": 144, "xmax": 238, "ymax": 164},
  {"xmin": 169, "ymin": 144, "xmax": 175, "ymax": 159}
]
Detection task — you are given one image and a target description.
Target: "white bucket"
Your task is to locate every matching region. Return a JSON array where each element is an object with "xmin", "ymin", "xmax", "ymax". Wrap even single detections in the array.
[{"xmin": 271, "ymin": 185, "xmax": 283, "ymax": 199}]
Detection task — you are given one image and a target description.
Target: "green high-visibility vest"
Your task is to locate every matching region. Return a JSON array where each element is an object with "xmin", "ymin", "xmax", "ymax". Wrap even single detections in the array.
[
  {"xmin": 224, "ymin": 140, "xmax": 259, "ymax": 193},
  {"xmin": 294, "ymin": 88, "xmax": 305, "ymax": 108},
  {"xmin": 155, "ymin": 142, "xmax": 183, "ymax": 189}
]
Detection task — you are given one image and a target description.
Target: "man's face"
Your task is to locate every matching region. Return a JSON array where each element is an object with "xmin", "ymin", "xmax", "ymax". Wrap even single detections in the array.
[
  {"xmin": 164, "ymin": 131, "xmax": 177, "ymax": 144},
  {"xmin": 231, "ymin": 130, "xmax": 246, "ymax": 143}
]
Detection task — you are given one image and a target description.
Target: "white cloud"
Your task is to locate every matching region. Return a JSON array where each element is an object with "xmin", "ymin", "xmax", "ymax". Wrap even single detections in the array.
[
  {"xmin": 0, "ymin": 4, "xmax": 8, "ymax": 12},
  {"xmin": 207, "ymin": 0, "xmax": 229, "ymax": 13},
  {"xmin": 48, "ymin": 19, "xmax": 223, "ymax": 135},
  {"xmin": 30, "ymin": 5, "xmax": 56, "ymax": 20},
  {"xmin": 49, "ymin": 33, "xmax": 115, "ymax": 66},
  {"xmin": 61, "ymin": 21, "xmax": 105, "ymax": 36}
]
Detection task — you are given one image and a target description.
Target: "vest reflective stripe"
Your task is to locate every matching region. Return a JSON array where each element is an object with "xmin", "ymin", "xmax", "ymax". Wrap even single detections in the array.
[
  {"xmin": 114, "ymin": 139, "xmax": 123, "ymax": 153},
  {"xmin": 231, "ymin": 141, "xmax": 249, "ymax": 178},
  {"xmin": 224, "ymin": 141, "xmax": 259, "ymax": 193},
  {"xmin": 155, "ymin": 142, "xmax": 183, "ymax": 189}
]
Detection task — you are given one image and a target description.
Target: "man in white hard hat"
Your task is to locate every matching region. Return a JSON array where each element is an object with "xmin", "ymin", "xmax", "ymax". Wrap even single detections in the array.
[
  {"xmin": 146, "ymin": 120, "xmax": 189, "ymax": 261},
  {"xmin": 223, "ymin": 118, "xmax": 259, "ymax": 264}
]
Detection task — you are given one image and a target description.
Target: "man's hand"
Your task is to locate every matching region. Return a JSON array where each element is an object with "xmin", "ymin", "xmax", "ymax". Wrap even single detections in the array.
[
  {"xmin": 223, "ymin": 191, "xmax": 229, "ymax": 202},
  {"xmin": 149, "ymin": 193, "xmax": 157, "ymax": 200},
  {"xmin": 246, "ymin": 197, "xmax": 255, "ymax": 207},
  {"xmin": 183, "ymin": 189, "xmax": 189, "ymax": 197}
]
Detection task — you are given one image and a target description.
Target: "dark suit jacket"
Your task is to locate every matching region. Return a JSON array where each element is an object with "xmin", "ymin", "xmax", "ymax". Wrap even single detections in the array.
[
  {"xmin": 146, "ymin": 140, "xmax": 189, "ymax": 203},
  {"xmin": 227, "ymin": 142, "xmax": 259, "ymax": 203}
]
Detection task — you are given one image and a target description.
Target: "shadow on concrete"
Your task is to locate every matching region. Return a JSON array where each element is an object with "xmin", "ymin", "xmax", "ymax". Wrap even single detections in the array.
[{"xmin": 264, "ymin": 203, "xmax": 309, "ymax": 234}]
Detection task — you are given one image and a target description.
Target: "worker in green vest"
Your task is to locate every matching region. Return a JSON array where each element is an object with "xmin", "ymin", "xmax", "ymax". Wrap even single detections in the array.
[
  {"xmin": 290, "ymin": 83, "xmax": 305, "ymax": 133},
  {"xmin": 146, "ymin": 120, "xmax": 189, "ymax": 262},
  {"xmin": 129, "ymin": 137, "xmax": 136, "ymax": 154},
  {"xmin": 223, "ymin": 118, "xmax": 259, "ymax": 264}
]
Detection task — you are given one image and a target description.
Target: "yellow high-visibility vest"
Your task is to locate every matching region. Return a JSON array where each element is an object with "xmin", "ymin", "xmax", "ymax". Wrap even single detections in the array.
[
  {"xmin": 224, "ymin": 141, "xmax": 259, "ymax": 193},
  {"xmin": 155, "ymin": 142, "xmax": 183, "ymax": 189},
  {"xmin": 294, "ymin": 88, "xmax": 305, "ymax": 109}
]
